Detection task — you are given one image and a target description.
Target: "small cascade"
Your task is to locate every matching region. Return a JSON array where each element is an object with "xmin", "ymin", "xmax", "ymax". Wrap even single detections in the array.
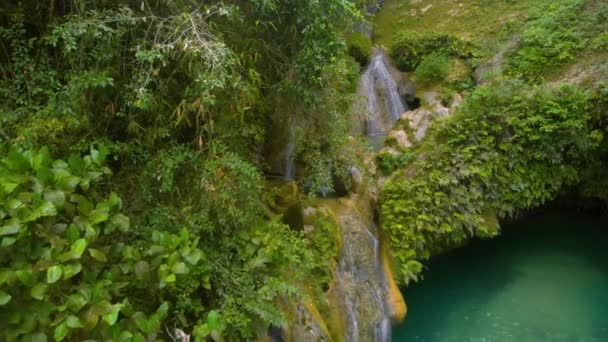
[
  {"xmin": 359, "ymin": 49, "xmax": 407, "ymax": 136},
  {"xmin": 280, "ymin": 120, "xmax": 296, "ymax": 181},
  {"xmin": 334, "ymin": 199, "xmax": 392, "ymax": 342}
]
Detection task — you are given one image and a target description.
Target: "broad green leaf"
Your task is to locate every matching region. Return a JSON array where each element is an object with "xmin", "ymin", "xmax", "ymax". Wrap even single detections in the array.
[
  {"xmin": 108, "ymin": 192, "xmax": 122, "ymax": 210},
  {"xmin": 73, "ymin": 195, "xmax": 94, "ymax": 215},
  {"xmin": 47, "ymin": 265, "xmax": 63, "ymax": 284},
  {"xmin": 71, "ymin": 239, "xmax": 87, "ymax": 258},
  {"xmin": 0, "ymin": 220, "xmax": 21, "ymax": 236},
  {"xmin": 88, "ymin": 208, "xmax": 109, "ymax": 225},
  {"xmin": 0, "ymin": 269, "xmax": 10, "ymax": 285},
  {"xmin": 63, "ymin": 263, "xmax": 82, "ymax": 280},
  {"xmin": 54, "ymin": 322, "xmax": 69, "ymax": 341},
  {"xmin": 37, "ymin": 201, "xmax": 57, "ymax": 217},
  {"xmin": 44, "ymin": 190, "xmax": 66, "ymax": 207},
  {"xmin": 82, "ymin": 307, "xmax": 100, "ymax": 331},
  {"xmin": 132, "ymin": 312, "xmax": 148, "ymax": 333},
  {"xmin": 66, "ymin": 315, "xmax": 84, "ymax": 328},
  {"xmin": 111, "ymin": 214, "xmax": 130, "ymax": 232},
  {"xmin": 171, "ymin": 262, "xmax": 187, "ymax": 274},
  {"xmin": 163, "ymin": 274, "xmax": 176, "ymax": 283},
  {"xmin": 1, "ymin": 237, "xmax": 17, "ymax": 247},
  {"xmin": 16, "ymin": 269, "xmax": 36, "ymax": 287},
  {"xmin": 184, "ymin": 249, "xmax": 202, "ymax": 265},
  {"xmin": 31, "ymin": 283, "xmax": 47, "ymax": 300},
  {"xmin": 89, "ymin": 249, "xmax": 107, "ymax": 263},
  {"xmin": 7, "ymin": 198, "xmax": 23, "ymax": 209},
  {"xmin": 57, "ymin": 175, "xmax": 80, "ymax": 192},
  {"xmin": 134, "ymin": 261, "xmax": 150, "ymax": 281},
  {"xmin": 66, "ymin": 224, "xmax": 80, "ymax": 243},
  {"xmin": 27, "ymin": 332, "xmax": 47, "ymax": 342},
  {"xmin": 207, "ymin": 310, "xmax": 220, "ymax": 331},
  {"xmin": 66, "ymin": 293, "xmax": 88, "ymax": 312},
  {"xmin": 0, "ymin": 291, "xmax": 11, "ymax": 305},
  {"xmin": 102, "ymin": 304, "xmax": 122, "ymax": 325}
]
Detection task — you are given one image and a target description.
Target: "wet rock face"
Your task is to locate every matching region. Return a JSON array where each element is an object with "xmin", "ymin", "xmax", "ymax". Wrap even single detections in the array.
[
  {"xmin": 398, "ymin": 79, "xmax": 417, "ymax": 107},
  {"xmin": 291, "ymin": 305, "xmax": 331, "ymax": 342}
]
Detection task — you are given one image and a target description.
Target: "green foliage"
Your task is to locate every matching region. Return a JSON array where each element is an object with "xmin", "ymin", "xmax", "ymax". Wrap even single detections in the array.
[
  {"xmin": 505, "ymin": 0, "xmax": 607, "ymax": 81},
  {"xmin": 0, "ymin": 146, "xmax": 145, "ymax": 340},
  {"xmin": 382, "ymin": 81, "xmax": 603, "ymax": 284},
  {"xmin": 305, "ymin": 211, "xmax": 340, "ymax": 291},
  {"xmin": 414, "ymin": 53, "xmax": 451, "ymax": 86},
  {"xmin": 376, "ymin": 152, "xmax": 415, "ymax": 175},
  {"xmin": 347, "ymin": 32, "xmax": 373, "ymax": 66},
  {"xmin": 0, "ymin": 0, "xmax": 362, "ymax": 339},
  {"xmin": 390, "ymin": 33, "xmax": 471, "ymax": 71}
]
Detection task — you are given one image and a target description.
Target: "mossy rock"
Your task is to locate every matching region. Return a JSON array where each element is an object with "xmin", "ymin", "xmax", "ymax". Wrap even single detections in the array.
[
  {"xmin": 446, "ymin": 58, "xmax": 472, "ymax": 84},
  {"xmin": 347, "ymin": 32, "xmax": 372, "ymax": 66}
]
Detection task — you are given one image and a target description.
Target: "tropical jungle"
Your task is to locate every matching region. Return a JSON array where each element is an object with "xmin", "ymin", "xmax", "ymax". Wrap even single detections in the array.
[{"xmin": 0, "ymin": 0, "xmax": 607, "ymax": 341}]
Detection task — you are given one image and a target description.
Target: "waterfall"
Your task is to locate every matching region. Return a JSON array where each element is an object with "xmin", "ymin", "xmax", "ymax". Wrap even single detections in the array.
[
  {"xmin": 335, "ymin": 201, "xmax": 392, "ymax": 342},
  {"xmin": 359, "ymin": 49, "xmax": 407, "ymax": 136},
  {"xmin": 281, "ymin": 120, "xmax": 296, "ymax": 181}
]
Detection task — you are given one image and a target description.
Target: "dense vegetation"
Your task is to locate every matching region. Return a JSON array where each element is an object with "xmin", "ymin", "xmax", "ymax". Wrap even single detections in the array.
[
  {"xmin": 0, "ymin": 0, "xmax": 363, "ymax": 340},
  {"xmin": 380, "ymin": 0, "xmax": 608, "ymax": 283},
  {"xmin": 2, "ymin": 0, "xmax": 608, "ymax": 338}
]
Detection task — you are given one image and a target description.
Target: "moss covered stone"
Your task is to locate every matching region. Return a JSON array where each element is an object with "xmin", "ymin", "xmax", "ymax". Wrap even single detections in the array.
[{"xmin": 347, "ymin": 32, "xmax": 373, "ymax": 66}]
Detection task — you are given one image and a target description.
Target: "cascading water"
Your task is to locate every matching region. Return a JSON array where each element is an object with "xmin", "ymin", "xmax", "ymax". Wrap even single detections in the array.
[
  {"xmin": 281, "ymin": 120, "xmax": 296, "ymax": 181},
  {"xmin": 334, "ymin": 199, "xmax": 392, "ymax": 342},
  {"xmin": 359, "ymin": 49, "xmax": 407, "ymax": 136}
]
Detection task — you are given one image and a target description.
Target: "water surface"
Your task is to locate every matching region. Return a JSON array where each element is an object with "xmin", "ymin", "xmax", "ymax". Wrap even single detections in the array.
[{"xmin": 393, "ymin": 212, "xmax": 608, "ymax": 341}]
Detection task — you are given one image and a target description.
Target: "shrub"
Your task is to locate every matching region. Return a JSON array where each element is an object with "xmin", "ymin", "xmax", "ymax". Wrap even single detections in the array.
[
  {"xmin": 347, "ymin": 32, "xmax": 373, "ymax": 66},
  {"xmin": 414, "ymin": 53, "xmax": 450, "ymax": 86},
  {"xmin": 382, "ymin": 81, "xmax": 603, "ymax": 283},
  {"xmin": 376, "ymin": 151, "xmax": 415, "ymax": 175},
  {"xmin": 504, "ymin": 0, "xmax": 603, "ymax": 81},
  {"xmin": 390, "ymin": 33, "xmax": 470, "ymax": 71}
]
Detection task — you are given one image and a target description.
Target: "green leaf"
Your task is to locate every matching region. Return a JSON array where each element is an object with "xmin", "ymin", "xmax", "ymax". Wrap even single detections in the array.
[
  {"xmin": 132, "ymin": 312, "xmax": 148, "ymax": 333},
  {"xmin": 171, "ymin": 262, "xmax": 187, "ymax": 274},
  {"xmin": 67, "ymin": 293, "xmax": 88, "ymax": 312},
  {"xmin": 6, "ymin": 198, "xmax": 23, "ymax": 209},
  {"xmin": 1, "ymin": 237, "xmax": 17, "ymax": 247},
  {"xmin": 0, "ymin": 269, "xmax": 10, "ymax": 285},
  {"xmin": 37, "ymin": 201, "xmax": 57, "ymax": 217},
  {"xmin": 108, "ymin": 192, "xmax": 123, "ymax": 210},
  {"xmin": 63, "ymin": 263, "xmax": 82, "ymax": 280},
  {"xmin": 207, "ymin": 310, "xmax": 220, "ymax": 331},
  {"xmin": 88, "ymin": 208, "xmax": 109, "ymax": 225},
  {"xmin": 66, "ymin": 315, "xmax": 84, "ymax": 328},
  {"xmin": 47, "ymin": 266, "xmax": 63, "ymax": 284},
  {"xmin": 57, "ymin": 175, "xmax": 81, "ymax": 192},
  {"xmin": 89, "ymin": 249, "xmax": 107, "ymax": 263},
  {"xmin": 0, "ymin": 291, "xmax": 12, "ymax": 305},
  {"xmin": 0, "ymin": 220, "xmax": 21, "ymax": 236},
  {"xmin": 102, "ymin": 304, "xmax": 122, "ymax": 325},
  {"xmin": 134, "ymin": 261, "xmax": 150, "ymax": 281},
  {"xmin": 163, "ymin": 274, "xmax": 176, "ymax": 283},
  {"xmin": 31, "ymin": 283, "xmax": 47, "ymax": 300},
  {"xmin": 73, "ymin": 194, "xmax": 94, "ymax": 215},
  {"xmin": 54, "ymin": 322, "xmax": 69, "ymax": 341},
  {"xmin": 71, "ymin": 239, "xmax": 87, "ymax": 258},
  {"xmin": 16, "ymin": 269, "xmax": 36, "ymax": 287},
  {"xmin": 27, "ymin": 332, "xmax": 47, "ymax": 342},
  {"xmin": 44, "ymin": 190, "xmax": 66, "ymax": 207},
  {"xmin": 111, "ymin": 214, "xmax": 130, "ymax": 232},
  {"xmin": 184, "ymin": 249, "xmax": 202, "ymax": 265}
]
